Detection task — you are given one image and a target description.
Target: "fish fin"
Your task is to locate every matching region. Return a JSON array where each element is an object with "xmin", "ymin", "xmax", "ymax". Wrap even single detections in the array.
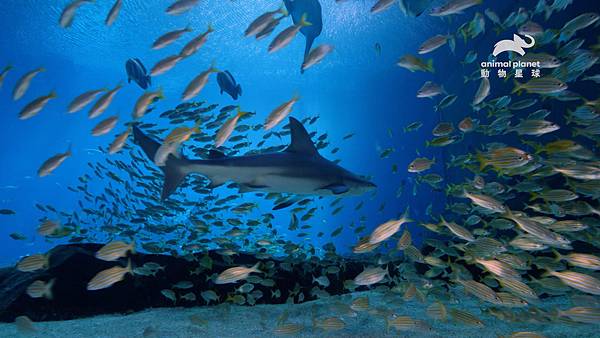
[
  {"xmin": 448, "ymin": 35, "xmax": 456, "ymax": 54},
  {"xmin": 133, "ymin": 125, "xmax": 161, "ymax": 162},
  {"xmin": 279, "ymin": 5, "xmax": 289, "ymax": 17},
  {"xmin": 161, "ymin": 154, "xmax": 191, "ymax": 200},
  {"xmin": 511, "ymin": 79, "xmax": 523, "ymax": 95},
  {"xmin": 285, "ymin": 117, "xmax": 319, "ymax": 156},
  {"xmin": 45, "ymin": 278, "xmax": 56, "ymax": 300},
  {"xmin": 250, "ymin": 262, "xmax": 262, "ymax": 274},
  {"xmin": 299, "ymin": 13, "xmax": 312, "ymax": 27},
  {"xmin": 208, "ymin": 60, "xmax": 219, "ymax": 73},
  {"xmin": 126, "ymin": 258, "xmax": 132, "ymax": 274},
  {"xmin": 399, "ymin": 206, "xmax": 413, "ymax": 223},
  {"xmin": 319, "ymin": 183, "xmax": 349, "ymax": 195},
  {"xmin": 427, "ymin": 59, "xmax": 435, "ymax": 73},
  {"xmin": 208, "ymin": 149, "xmax": 227, "ymax": 159},
  {"xmin": 475, "ymin": 151, "xmax": 488, "ymax": 171},
  {"xmin": 237, "ymin": 84, "xmax": 242, "ymax": 96},
  {"xmin": 551, "ymin": 249, "xmax": 562, "ymax": 262}
]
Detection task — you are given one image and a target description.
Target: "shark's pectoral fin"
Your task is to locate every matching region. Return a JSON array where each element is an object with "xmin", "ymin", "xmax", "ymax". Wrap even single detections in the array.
[
  {"xmin": 318, "ymin": 183, "xmax": 349, "ymax": 195},
  {"xmin": 208, "ymin": 149, "xmax": 227, "ymax": 159}
]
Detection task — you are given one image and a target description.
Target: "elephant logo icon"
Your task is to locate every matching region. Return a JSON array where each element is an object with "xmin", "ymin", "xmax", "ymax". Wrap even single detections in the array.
[{"xmin": 492, "ymin": 34, "xmax": 536, "ymax": 57}]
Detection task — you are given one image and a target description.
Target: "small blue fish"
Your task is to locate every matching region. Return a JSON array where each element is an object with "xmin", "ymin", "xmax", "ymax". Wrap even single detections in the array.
[
  {"xmin": 125, "ymin": 58, "xmax": 151, "ymax": 90},
  {"xmin": 217, "ymin": 70, "xmax": 242, "ymax": 100}
]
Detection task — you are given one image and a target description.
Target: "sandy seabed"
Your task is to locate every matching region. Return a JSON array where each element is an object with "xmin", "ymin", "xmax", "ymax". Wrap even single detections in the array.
[{"xmin": 0, "ymin": 291, "xmax": 596, "ymax": 338}]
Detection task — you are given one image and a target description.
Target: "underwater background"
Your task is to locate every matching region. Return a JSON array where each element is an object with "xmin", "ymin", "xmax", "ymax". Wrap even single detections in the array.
[{"xmin": 1, "ymin": 0, "xmax": 600, "ymax": 337}]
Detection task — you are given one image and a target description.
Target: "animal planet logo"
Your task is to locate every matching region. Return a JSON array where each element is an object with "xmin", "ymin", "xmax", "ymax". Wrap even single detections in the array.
[
  {"xmin": 480, "ymin": 33, "xmax": 541, "ymax": 70},
  {"xmin": 492, "ymin": 34, "xmax": 536, "ymax": 57}
]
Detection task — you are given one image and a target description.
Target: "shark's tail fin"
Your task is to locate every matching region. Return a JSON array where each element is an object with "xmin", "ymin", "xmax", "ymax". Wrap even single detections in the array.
[
  {"xmin": 161, "ymin": 155, "xmax": 191, "ymax": 200},
  {"xmin": 133, "ymin": 126, "xmax": 192, "ymax": 200}
]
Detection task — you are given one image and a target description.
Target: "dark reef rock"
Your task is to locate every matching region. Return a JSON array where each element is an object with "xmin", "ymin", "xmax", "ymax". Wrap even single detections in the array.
[{"xmin": 0, "ymin": 244, "xmax": 380, "ymax": 323}]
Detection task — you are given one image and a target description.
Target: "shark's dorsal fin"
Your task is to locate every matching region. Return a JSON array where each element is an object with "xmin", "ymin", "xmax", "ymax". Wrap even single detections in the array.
[{"xmin": 285, "ymin": 117, "xmax": 318, "ymax": 156}]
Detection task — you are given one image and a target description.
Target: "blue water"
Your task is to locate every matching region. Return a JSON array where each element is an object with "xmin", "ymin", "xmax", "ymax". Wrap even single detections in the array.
[
  {"xmin": 0, "ymin": 0, "xmax": 451, "ymax": 263},
  {"xmin": 0, "ymin": 0, "xmax": 597, "ymax": 269},
  {"xmin": 3, "ymin": 1, "xmax": 600, "ymax": 337}
]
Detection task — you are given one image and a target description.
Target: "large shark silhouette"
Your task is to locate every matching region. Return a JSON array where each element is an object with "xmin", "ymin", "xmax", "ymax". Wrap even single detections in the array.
[
  {"xmin": 283, "ymin": 0, "xmax": 323, "ymax": 73},
  {"xmin": 133, "ymin": 117, "xmax": 376, "ymax": 200}
]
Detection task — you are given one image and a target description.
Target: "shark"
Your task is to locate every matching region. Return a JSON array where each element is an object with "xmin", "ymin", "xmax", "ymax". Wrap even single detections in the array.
[
  {"xmin": 283, "ymin": 0, "xmax": 323, "ymax": 73},
  {"xmin": 133, "ymin": 117, "xmax": 376, "ymax": 200}
]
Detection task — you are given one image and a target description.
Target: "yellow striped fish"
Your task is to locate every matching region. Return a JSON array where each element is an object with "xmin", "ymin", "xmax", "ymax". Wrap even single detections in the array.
[
  {"xmin": 558, "ymin": 307, "xmax": 600, "ymax": 324},
  {"xmin": 368, "ymin": 207, "xmax": 412, "ymax": 244},
  {"xmin": 353, "ymin": 266, "xmax": 388, "ymax": 286},
  {"xmin": 352, "ymin": 236, "xmax": 381, "ymax": 254},
  {"xmin": 350, "ymin": 296, "xmax": 369, "ymax": 311},
  {"xmin": 313, "ymin": 316, "xmax": 345, "ymax": 331},
  {"xmin": 386, "ymin": 315, "xmax": 418, "ymax": 331},
  {"xmin": 96, "ymin": 241, "xmax": 135, "ymax": 261},
  {"xmin": 553, "ymin": 250, "xmax": 600, "ymax": 270},
  {"xmin": 426, "ymin": 301, "xmax": 447, "ymax": 321},
  {"xmin": 463, "ymin": 191, "xmax": 506, "ymax": 213},
  {"xmin": 87, "ymin": 260, "xmax": 132, "ymax": 291},
  {"xmin": 496, "ymin": 292, "xmax": 528, "ymax": 307},
  {"xmin": 449, "ymin": 308, "xmax": 484, "ymax": 326},
  {"xmin": 396, "ymin": 229, "xmax": 412, "ymax": 250},
  {"xmin": 215, "ymin": 262, "xmax": 262, "ymax": 284},
  {"xmin": 26, "ymin": 279, "xmax": 55, "ymax": 299},
  {"xmin": 404, "ymin": 245, "xmax": 425, "ymax": 263},
  {"xmin": 37, "ymin": 219, "xmax": 60, "ymax": 236},
  {"xmin": 456, "ymin": 279, "xmax": 501, "ymax": 304},
  {"xmin": 498, "ymin": 277, "xmax": 538, "ymax": 301},
  {"xmin": 505, "ymin": 332, "xmax": 547, "ymax": 338},
  {"xmin": 403, "ymin": 283, "xmax": 416, "ymax": 301},
  {"xmin": 17, "ymin": 254, "xmax": 49, "ymax": 272},
  {"xmin": 441, "ymin": 217, "xmax": 475, "ymax": 242},
  {"xmin": 475, "ymin": 259, "xmax": 521, "ymax": 279},
  {"xmin": 273, "ymin": 323, "xmax": 304, "ymax": 335},
  {"xmin": 546, "ymin": 270, "xmax": 600, "ymax": 295}
]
